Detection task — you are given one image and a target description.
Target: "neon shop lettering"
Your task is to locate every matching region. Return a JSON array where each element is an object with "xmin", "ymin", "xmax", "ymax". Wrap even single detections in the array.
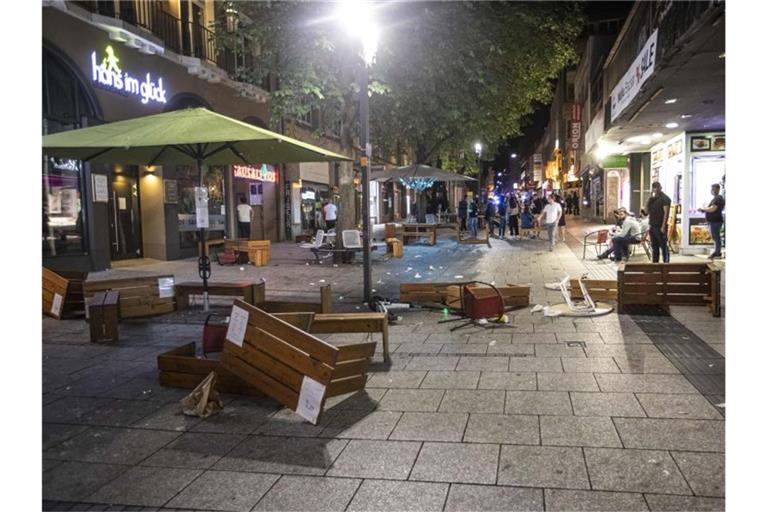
[{"xmin": 90, "ymin": 46, "xmax": 168, "ymax": 105}]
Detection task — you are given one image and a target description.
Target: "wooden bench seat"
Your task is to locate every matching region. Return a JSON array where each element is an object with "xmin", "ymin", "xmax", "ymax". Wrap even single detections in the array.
[
  {"xmin": 84, "ymin": 275, "xmax": 176, "ymax": 318},
  {"xmin": 310, "ymin": 312, "xmax": 390, "ymax": 362},
  {"xmin": 402, "ymin": 224, "xmax": 437, "ymax": 246},
  {"xmin": 175, "ymin": 281, "xmax": 256, "ymax": 310}
]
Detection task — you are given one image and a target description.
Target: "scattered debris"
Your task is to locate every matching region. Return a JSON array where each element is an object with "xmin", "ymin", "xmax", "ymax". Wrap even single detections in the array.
[
  {"xmin": 531, "ymin": 304, "xmax": 545, "ymax": 313},
  {"xmin": 181, "ymin": 372, "xmax": 223, "ymax": 418},
  {"xmin": 319, "ymin": 279, "xmax": 326, "ymax": 283},
  {"xmin": 489, "ymin": 340, "xmax": 496, "ymax": 346},
  {"xmin": 406, "ymin": 267, "xmax": 413, "ymax": 271},
  {"xmin": 239, "ymin": 267, "xmax": 245, "ymax": 271},
  {"xmin": 414, "ymin": 273, "xmax": 422, "ymax": 279},
  {"xmin": 454, "ymin": 275, "xmax": 464, "ymax": 279}
]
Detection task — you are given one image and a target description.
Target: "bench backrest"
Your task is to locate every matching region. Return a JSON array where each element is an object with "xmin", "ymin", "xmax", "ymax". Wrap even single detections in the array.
[
  {"xmin": 342, "ymin": 229, "xmax": 363, "ymax": 249},
  {"xmin": 84, "ymin": 275, "xmax": 176, "ymax": 318},
  {"xmin": 314, "ymin": 229, "xmax": 326, "ymax": 248}
]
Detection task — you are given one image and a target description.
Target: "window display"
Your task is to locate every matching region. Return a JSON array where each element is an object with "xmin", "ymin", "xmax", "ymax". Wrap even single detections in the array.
[
  {"xmin": 43, "ymin": 158, "xmax": 86, "ymax": 256},
  {"xmin": 177, "ymin": 165, "xmax": 227, "ymax": 248}
]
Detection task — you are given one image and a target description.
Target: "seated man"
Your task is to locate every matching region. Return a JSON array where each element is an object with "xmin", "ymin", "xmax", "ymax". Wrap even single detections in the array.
[{"xmin": 597, "ymin": 208, "xmax": 641, "ymax": 261}]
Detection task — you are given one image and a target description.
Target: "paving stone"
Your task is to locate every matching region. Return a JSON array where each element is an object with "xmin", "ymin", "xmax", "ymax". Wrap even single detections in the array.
[
  {"xmin": 78, "ymin": 399, "xmax": 165, "ymax": 427},
  {"xmin": 512, "ymin": 333, "xmax": 559, "ymax": 344},
  {"xmin": 534, "ymin": 322, "xmax": 577, "ymax": 333},
  {"xmin": 379, "ymin": 389, "xmax": 445, "ymax": 412},
  {"xmin": 613, "ymin": 356, "xmax": 680, "ymax": 374},
  {"xmin": 562, "ymin": 357, "xmax": 620, "ymax": 373},
  {"xmin": 326, "ymin": 440, "xmax": 421, "ymax": 480},
  {"xmin": 394, "ymin": 343, "xmax": 442, "ymax": 354},
  {"xmin": 43, "ymin": 423, "xmax": 90, "ymax": 451},
  {"xmin": 420, "ymin": 371, "xmax": 480, "ymax": 389},
  {"xmin": 410, "ymin": 442, "xmax": 498, "ymax": 484},
  {"xmin": 445, "ymin": 484, "xmax": 543, "ymax": 511},
  {"xmin": 166, "ymin": 471, "xmax": 279, "ymax": 511},
  {"xmin": 320, "ymin": 411, "xmax": 402, "ymax": 440},
  {"xmin": 87, "ymin": 466, "xmax": 202, "ymax": 507},
  {"xmin": 497, "ymin": 445, "xmax": 590, "ymax": 489},
  {"xmin": 365, "ymin": 371, "xmax": 427, "ymax": 388},
  {"xmin": 670, "ymin": 451, "xmax": 724, "ymax": 497},
  {"xmin": 440, "ymin": 343, "xmax": 488, "ymax": 355},
  {"xmin": 463, "ymin": 414, "xmax": 539, "ymax": 444},
  {"xmin": 324, "ymin": 389, "xmax": 386, "ymax": 412},
  {"xmin": 595, "ymin": 374, "xmax": 697, "ymax": 394},
  {"xmin": 478, "ymin": 372, "xmax": 537, "ymax": 390},
  {"xmin": 43, "ymin": 427, "xmax": 180, "ymax": 465},
  {"xmin": 544, "ymin": 489, "xmax": 648, "ymax": 511},
  {"xmin": 584, "ymin": 447, "xmax": 692, "ymax": 495},
  {"xmin": 557, "ymin": 333, "xmax": 605, "ymax": 344},
  {"xmin": 347, "ymin": 479, "xmax": 448, "ymax": 512},
  {"xmin": 635, "ymin": 393, "xmax": 723, "ymax": 419},
  {"xmin": 534, "ymin": 344, "xmax": 586, "ymax": 358},
  {"xmin": 213, "ymin": 436, "xmax": 348, "ymax": 476},
  {"xmin": 507, "ymin": 358, "xmax": 563, "ymax": 372},
  {"xmin": 540, "ymin": 415, "xmax": 622, "ymax": 448},
  {"xmin": 486, "ymin": 343, "xmax": 536, "ymax": 356},
  {"xmin": 139, "ymin": 432, "xmax": 245, "ymax": 469},
  {"xmin": 505, "ymin": 390, "xmax": 572, "ymax": 415},
  {"xmin": 43, "ymin": 396, "xmax": 116, "ymax": 424},
  {"xmin": 537, "ymin": 373, "xmax": 599, "ymax": 392},
  {"xmin": 643, "ymin": 494, "xmax": 725, "ymax": 511},
  {"xmin": 570, "ymin": 392, "xmax": 646, "ymax": 417},
  {"xmin": 389, "ymin": 412, "xmax": 468, "ymax": 442},
  {"xmin": 253, "ymin": 475, "xmax": 360, "ymax": 512},
  {"xmin": 456, "ymin": 356, "xmax": 509, "ymax": 371},
  {"xmin": 255, "ymin": 408, "xmax": 339, "ymax": 437},
  {"xmin": 438, "ymin": 389, "xmax": 506, "ymax": 413},
  {"xmin": 613, "ymin": 418, "xmax": 724, "ymax": 452},
  {"xmin": 585, "ymin": 345, "xmax": 662, "ymax": 358},
  {"xmin": 131, "ymin": 402, "xmax": 204, "ymax": 432},
  {"xmin": 404, "ymin": 356, "xmax": 460, "ymax": 371},
  {"xmin": 43, "ymin": 461, "xmax": 130, "ymax": 502}
]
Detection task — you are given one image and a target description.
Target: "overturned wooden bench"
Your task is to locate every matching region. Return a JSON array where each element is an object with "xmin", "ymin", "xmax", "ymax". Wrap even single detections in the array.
[
  {"xmin": 402, "ymin": 223, "xmax": 437, "ymax": 246},
  {"xmin": 253, "ymin": 282, "xmax": 333, "ymax": 314},
  {"xmin": 221, "ymin": 301, "xmax": 376, "ymax": 424},
  {"xmin": 570, "ymin": 279, "xmax": 618, "ymax": 301},
  {"xmin": 310, "ymin": 312, "xmax": 389, "ymax": 363},
  {"xmin": 84, "ymin": 275, "xmax": 176, "ymax": 318},
  {"xmin": 617, "ymin": 262, "xmax": 721, "ymax": 317},
  {"xmin": 400, "ymin": 282, "xmax": 530, "ymax": 310},
  {"xmin": 175, "ymin": 281, "xmax": 256, "ymax": 310},
  {"xmin": 43, "ymin": 267, "xmax": 87, "ymax": 319}
]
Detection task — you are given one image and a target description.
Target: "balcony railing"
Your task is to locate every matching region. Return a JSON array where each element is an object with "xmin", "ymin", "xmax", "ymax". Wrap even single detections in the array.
[{"xmin": 71, "ymin": 1, "xmax": 238, "ymax": 76}]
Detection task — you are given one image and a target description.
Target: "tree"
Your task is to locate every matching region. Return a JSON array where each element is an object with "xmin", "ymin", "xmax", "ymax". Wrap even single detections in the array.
[{"xmin": 216, "ymin": 1, "xmax": 582, "ymax": 227}]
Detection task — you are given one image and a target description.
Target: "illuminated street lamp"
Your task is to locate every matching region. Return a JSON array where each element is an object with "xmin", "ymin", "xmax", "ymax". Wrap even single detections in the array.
[
  {"xmin": 336, "ymin": 0, "xmax": 379, "ymax": 304},
  {"xmin": 474, "ymin": 142, "xmax": 482, "ymax": 156}
]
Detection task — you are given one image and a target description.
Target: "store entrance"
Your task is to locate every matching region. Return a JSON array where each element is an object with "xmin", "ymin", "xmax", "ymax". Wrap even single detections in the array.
[{"xmin": 108, "ymin": 167, "xmax": 143, "ymax": 260}]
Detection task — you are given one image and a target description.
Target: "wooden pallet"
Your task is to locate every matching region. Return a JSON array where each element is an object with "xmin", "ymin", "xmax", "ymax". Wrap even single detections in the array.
[
  {"xmin": 617, "ymin": 262, "xmax": 721, "ymax": 317},
  {"xmin": 84, "ymin": 275, "xmax": 176, "ymax": 318},
  {"xmin": 220, "ymin": 300, "xmax": 375, "ymax": 424}
]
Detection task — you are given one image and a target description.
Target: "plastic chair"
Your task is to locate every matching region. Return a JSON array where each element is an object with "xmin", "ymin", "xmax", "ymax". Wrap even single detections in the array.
[
  {"xmin": 437, "ymin": 281, "xmax": 508, "ymax": 331},
  {"xmin": 300, "ymin": 229, "xmax": 325, "ymax": 249},
  {"xmin": 582, "ymin": 229, "xmax": 609, "ymax": 259},
  {"xmin": 342, "ymin": 229, "xmax": 363, "ymax": 249}
]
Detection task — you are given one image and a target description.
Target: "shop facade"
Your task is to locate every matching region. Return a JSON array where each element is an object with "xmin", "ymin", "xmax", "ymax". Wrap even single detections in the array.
[{"xmin": 42, "ymin": 5, "xmax": 271, "ymax": 272}]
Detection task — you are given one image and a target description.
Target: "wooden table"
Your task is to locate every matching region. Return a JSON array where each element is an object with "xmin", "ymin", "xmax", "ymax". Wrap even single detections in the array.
[
  {"xmin": 402, "ymin": 223, "xmax": 438, "ymax": 246},
  {"xmin": 225, "ymin": 239, "xmax": 271, "ymax": 266}
]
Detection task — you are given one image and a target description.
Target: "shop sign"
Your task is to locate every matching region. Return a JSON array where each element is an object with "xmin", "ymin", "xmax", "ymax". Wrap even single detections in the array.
[
  {"xmin": 532, "ymin": 153, "xmax": 543, "ymax": 182},
  {"xmin": 569, "ymin": 121, "xmax": 581, "ymax": 150},
  {"xmin": 610, "ymin": 29, "xmax": 659, "ymax": 122},
  {"xmin": 163, "ymin": 180, "xmax": 179, "ymax": 204},
  {"xmin": 233, "ymin": 164, "xmax": 277, "ymax": 182},
  {"xmin": 301, "ymin": 190, "xmax": 316, "ymax": 200},
  {"xmin": 194, "ymin": 187, "xmax": 209, "ymax": 228},
  {"xmin": 90, "ymin": 45, "xmax": 168, "ymax": 105}
]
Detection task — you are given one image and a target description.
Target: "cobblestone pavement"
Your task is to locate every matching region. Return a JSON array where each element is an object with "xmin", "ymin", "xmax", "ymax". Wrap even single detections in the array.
[{"xmin": 43, "ymin": 216, "xmax": 725, "ymax": 511}]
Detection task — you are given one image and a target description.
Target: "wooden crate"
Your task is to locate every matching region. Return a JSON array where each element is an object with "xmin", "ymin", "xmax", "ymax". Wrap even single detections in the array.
[
  {"xmin": 386, "ymin": 238, "xmax": 403, "ymax": 258},
  {"xmin": 88, "ymin": 290, "xmax": 120, "ymax": 343},
  {"xmin": 570, "ymin": 279, "xmax": 618, "ymax": 301},
  {"xmin": 617, "ymin": 262, "xmax": 721, "ymax": 317},
  {"xmin": 84, "ymin": 275, "xmax": 176, "ymax": 318},
  {"xmin": 252, "ymin": 282, "xmax": 333, "ymax": 314},
  {"xmin": 43, "ymin": 267, "xmax": 87, "ymax": 319},
  {"xmin": 225, "ymin": 239, "xmax": 271, "ymax": 267},
  {"xmin": 221, "ymin": 300, "xmax": 375, "ymax": 424}
]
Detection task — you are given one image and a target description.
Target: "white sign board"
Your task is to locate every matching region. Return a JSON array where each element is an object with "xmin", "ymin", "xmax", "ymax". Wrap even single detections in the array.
[
  {"xmin": 92, "ymin": 174, "xmax": 109, "ymax": 203},
  {"xmin": 51, "ymin": 293, "xmax": 63, "ymax": 317},
  {"xmin": 194, "ymin": 187, "xmax": 209, "ymax": 228},
  {"xmin": 157, "ymin": 277, "xmax": 175, "ymax": 299},
  {"xmin": 610, "ymin": 29, "xmax": 659, "ymax": 122},
  {"xmin": 296, "ymin": 376, "xmax": 326, "ymax": 424},
  {"xmin": 225, "ymin": 306, "xmax": 249, "ymax": 347}
]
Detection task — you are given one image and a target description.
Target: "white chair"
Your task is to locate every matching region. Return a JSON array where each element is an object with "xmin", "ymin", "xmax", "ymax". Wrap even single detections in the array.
[
  {"xmin": 300, "ymin": 229, "xmax": 325, "ymax": 249},
  {"xmin": 425, "ymin": 214, "xmax": 437, "ymax": 224},
  {"xmin": 342, "ymin": 229, "xmax": 363, "ymax": 249}
]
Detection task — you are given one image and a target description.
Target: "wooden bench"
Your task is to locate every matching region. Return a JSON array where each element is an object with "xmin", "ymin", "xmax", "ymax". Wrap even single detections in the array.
[
  {"xmin": 402, "ymin": 223, "xmax": 437, "ymax": 246},
  {"xmin": 225, "ymin": 239, "xmax": 271, "ymax": 266},
  {"xmin": 43, "ymin": 267, "xmax": 87, "ymax": 319},
  {"xmin": 175, "ymin": 281, "xmax": 256, "ymax": 310},
  {"xmin": 386, "ymin": 238, "xmax": 403, "ymax": 258},
  {"xmin": 617, "ymin": 262, "xmax": 721, "ymax": 317},
  {"xmin": 400, "ymin": 282, "xmax": 530, "ymax": 310},
  {"xmin": 456, "ymin": 223, "xmax": 491, "ymax": 247},
  {"xmin": 252, "ymin": 282, "xmax": 333, "ymax": 314},
  {"xmin": 570, "ymin": 279, "xmax": 618, "ymax": 301},
  {"xmin": 309, "ymin": 312, "xmax": 390, "ymax": 363},
  {"xmin": 87, "ymin": 290, "xmax": 120, "ymax": 343},
  {"xmin": 221, "ymin": 301, "xmax": 376, "ymax": 424},
  {"xmin": 84, "ymin": 275, "xmax": 176, "ymax": 318}
]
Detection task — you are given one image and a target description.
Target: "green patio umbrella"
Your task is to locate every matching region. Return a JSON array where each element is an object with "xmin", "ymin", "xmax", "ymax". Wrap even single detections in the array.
[{"xmin": 42, "ymin": 107, "xmax": 351, "ymax": 310}]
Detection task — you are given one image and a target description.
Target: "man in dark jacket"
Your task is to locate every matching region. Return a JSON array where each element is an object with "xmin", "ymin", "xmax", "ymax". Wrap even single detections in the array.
[
  {"xmin": 645, "ymin": 182, "xmax": 672, "ymax": 263},
  {"xmin": 497, "ymin": 194, "xmax": 508, "ymax": 238},
  {"xmin": 458, "ymin": 195, "xmax": 468, "ymax": 232},
  {"xmin": 485, "ymin": 197, "xmax": 497, "ymax": 237},
  {"xmin": 698, "ymin": 183, "xmax": 725, "ymax": 259}
]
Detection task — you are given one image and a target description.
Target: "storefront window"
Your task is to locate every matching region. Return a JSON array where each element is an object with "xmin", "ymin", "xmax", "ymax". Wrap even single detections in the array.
[
  {"xmin": 177, "ymin": 165, "xmax": 227, "ymax": 248},
  {"xmin": 43, "ymin": 158, "xmax": 87, "ymax": 256},
  {"xmin": 300, "ymin": 184, "xmax": 329, "ymax": 232}
]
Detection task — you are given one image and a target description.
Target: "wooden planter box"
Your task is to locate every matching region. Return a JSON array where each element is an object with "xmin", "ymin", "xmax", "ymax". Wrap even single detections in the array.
[
  {"xmin": 43, "ymin": 267, "xmax": 87, "ymax": 319},
  {"xmin": 84, "ymin": 275, "xmax": 176, "ymax": 318},
  {"xmin": 617, "ymin": 262, "xmax": 721, "ymax": 317},
  {"xmin": 225, "ymin": 239, "xmax": 271, "ymax": 267}
]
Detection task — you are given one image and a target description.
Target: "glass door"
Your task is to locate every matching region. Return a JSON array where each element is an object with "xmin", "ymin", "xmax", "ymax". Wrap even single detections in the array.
[{"xmin": 108, "ymin": 167, "xmax": 143, "ymax": 260}]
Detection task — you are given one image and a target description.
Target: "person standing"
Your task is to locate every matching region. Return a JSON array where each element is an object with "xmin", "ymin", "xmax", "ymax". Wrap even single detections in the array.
[
  {"xmin": 497, "ymin": 194, "xmax": 508, "ymax": 238},
  {"xmin": 538, "ymin": 194, "xmax": 563, "ymax": 251},
  {"xmin": 565, "ymin": 193, "xmax": 573, "ymax": 214},
  {"xmin": 485, "ymin": 196, "xmax": 496, "ymax": 237},
  {"xmin": 467, "ymin": 198, "xmax": 479, "ymax": 238},
  {"xmin": 698, "ymin": 183, "xmax": 725, "ymax": 259},
  {"xmin": 572, "ymin": 191, "xmax": 580, "ymax": 215},
  {"xmin": 645, "ymin": 182, "xmax": 671, "ymax": 263},
  {"xmin": 508, "ymin": 193, "xmax": 520, "ymax": 239},
  {"xmin": 323, "ymin": 200, "xmax": 337, "ymax": 231},
  {"xmin": 458, "ymin": 195, "xmax": 468, "ymax": 232},
  {"xmin": 236, "ymin": 195, "xmax": 253, "ymax": 239},
  {"xmin": 556, "ymin": 194, "xmax": 567, "ymax": 242},
  {"xmin": 532, "ymin": 191, "xmax": 545, "ymax": 216}
]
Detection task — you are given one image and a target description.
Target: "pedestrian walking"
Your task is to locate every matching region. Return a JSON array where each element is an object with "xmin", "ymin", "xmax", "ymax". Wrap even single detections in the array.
[
  {"xmin": 458, "ymin": 195, "xmax": 468, "ymax": 232},
  {"xmin": 565, "ymin": 194, "xmax": 573, "ymax": 214},
  {"xmin": 645, "ymin": 182, "xmax": 671, "ymax": 263},
  {"xmin": 521, "ymin": 204, "xmax": 535, "ymax": 238},
  {"xmin": 698, "ymin": 183, "xmax": 725, "ymax": 259},
  {"xmin": 556, "ymin": 194, "xmax": 567, "ymax": 242},
  {"xmin": 497, "ymin": 194, "xmax": 508, "ymax": 238},
  {"xmin": 236, "ymin": 195, "xmax": 253, "ymax": 239},
  {"xmin": 508, "ymin": 193, "xmax": 520, "ymax": 239},
  {"xmin": 468, "ymin": 198, "xmax": 478, "ymax": 238},
  {"xmin": 538, "ymin": 194, "xmax": 562, "ymax": 251},
  {"xmin": 485, "ymin": 197, "xmax": 497, "ymax": 237},
  {"xmin": 323, "ymin": 199, "xmax": 338, "ymax": 231},
  {"xmin": 532, "ymin": 191, "xmax": 545, "ymax": 216}
]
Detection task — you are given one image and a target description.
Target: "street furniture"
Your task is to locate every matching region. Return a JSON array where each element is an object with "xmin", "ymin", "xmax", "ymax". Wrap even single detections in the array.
[
  {"xmin": 88, "ymin": 290, "xmax": 120, "ymax": 343},
  {"xmin": 43, "ymin": 267, "xmax": 87, "ymax": 319},
  {"xmin": 84, "ymin": 275, "xmax": 176, "ymax": 318}
]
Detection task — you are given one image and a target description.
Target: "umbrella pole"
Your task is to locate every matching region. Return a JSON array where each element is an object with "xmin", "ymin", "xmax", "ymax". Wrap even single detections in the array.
[{"xmin": 197, "ymin": 157, "xmax": 210, "ymax": 312}]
